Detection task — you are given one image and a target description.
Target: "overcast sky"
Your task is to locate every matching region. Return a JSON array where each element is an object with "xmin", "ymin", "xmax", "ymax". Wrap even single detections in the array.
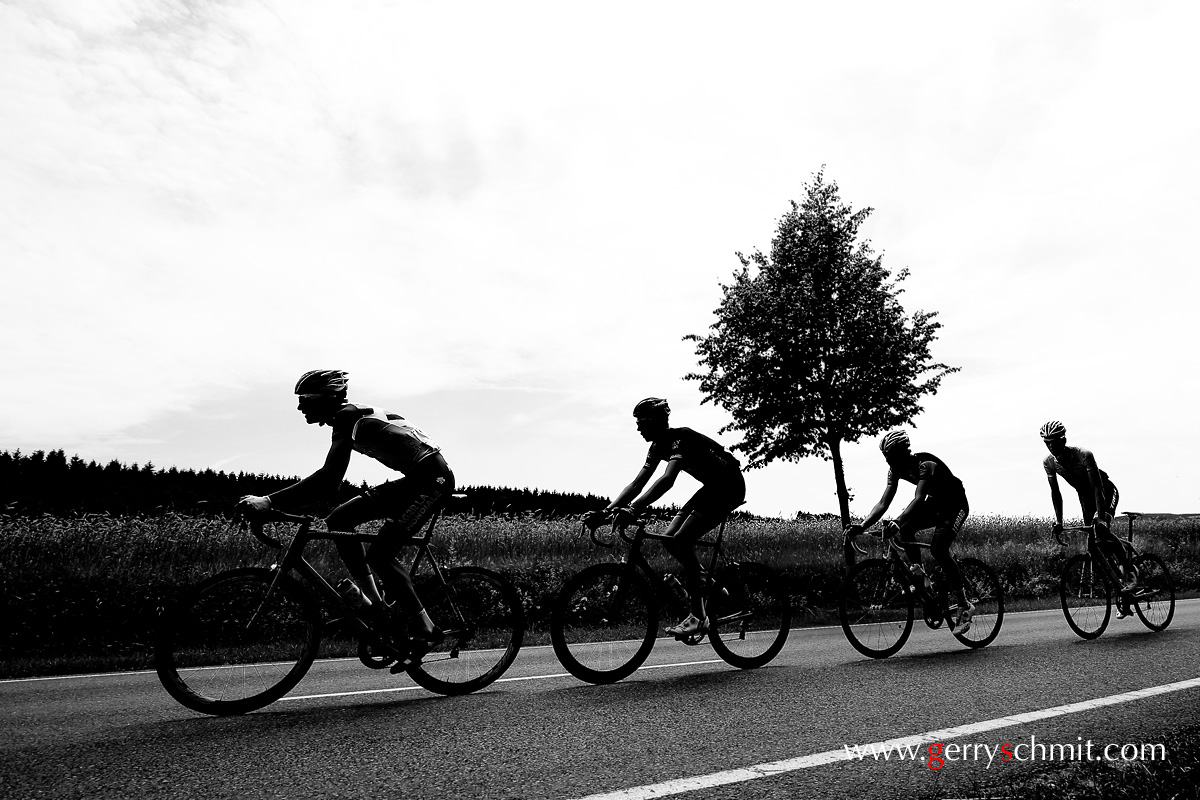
[{"xmin": 3, "ymin": 1, "xmax": 1198, "ymax": 520}]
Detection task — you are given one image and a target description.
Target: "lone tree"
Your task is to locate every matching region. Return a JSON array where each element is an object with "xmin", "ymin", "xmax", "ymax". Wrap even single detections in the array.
[{"xmin": 685, "ymin": 169, "xmax": 959, "ymax": 525}]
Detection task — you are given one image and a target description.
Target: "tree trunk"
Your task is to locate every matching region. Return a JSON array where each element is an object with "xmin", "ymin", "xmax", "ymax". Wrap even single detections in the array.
[{"xmin": 828, "ymin": 436, "xmax": 852, "ymax": 527}]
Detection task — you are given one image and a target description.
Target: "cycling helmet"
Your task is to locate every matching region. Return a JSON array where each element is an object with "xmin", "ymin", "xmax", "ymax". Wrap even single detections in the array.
[
  {"xmin": 633, "ymin": 397, "xmax": 670, "ymax": 419},
  {"xmin": 294, "ymin": 369, "xmax": 349, "ymax": 397},
  {"xmin": 1039, "ymin": 420, "xmax": 1066, "ymax": 440},
  {"xmin": 878, "ymin": 429, "xmax": 911, "ymax": 455}
]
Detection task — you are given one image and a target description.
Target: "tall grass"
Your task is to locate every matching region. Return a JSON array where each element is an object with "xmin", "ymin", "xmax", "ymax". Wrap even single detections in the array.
[{"xmin": 1, "ymin": 511, "xmax": 1197, "ymax": 678}]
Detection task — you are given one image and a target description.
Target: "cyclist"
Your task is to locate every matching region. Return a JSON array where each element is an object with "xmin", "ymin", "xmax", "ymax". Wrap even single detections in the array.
[
  {"xmin": 844, "ymin": 430, "xmax": 974, "ymax": 635},
  {"xmin": 1039, "ymin": 420, "xmax": 1136, "ymax": 597},
  {"xmin": 585, "ymin": 397, "xmax": 746, "ymax": 638},
  {"xmin": 236, "ymin": 369, "xmax": 453, "ymax": 663}
]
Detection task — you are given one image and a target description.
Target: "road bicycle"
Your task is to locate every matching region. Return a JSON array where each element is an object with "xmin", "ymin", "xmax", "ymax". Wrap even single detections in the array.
[
  {"xmin": 1056, "ymin": 512, "xmax": 1175, "ymax": 639},
  {"xmin": 155, "ymin": 501, "xmax": 524, "ymax": 715},
  {"xmin": 839, "ymin": 524, "xmax": 1004, "ymax": 659},
  {"xmin": 549, "ymin": 509, "xmax": 790, "ymax": 684}
]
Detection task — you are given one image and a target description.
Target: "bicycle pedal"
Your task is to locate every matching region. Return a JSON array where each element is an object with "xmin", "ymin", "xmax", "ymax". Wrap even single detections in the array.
[{"xmin": 673, "ymin": 631, "xmax": 707, "ymax": 646}]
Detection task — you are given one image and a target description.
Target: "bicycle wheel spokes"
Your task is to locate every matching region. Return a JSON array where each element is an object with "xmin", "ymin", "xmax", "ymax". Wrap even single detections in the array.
[
  {"xmin": 408, "ymin": 566, "xmax": 524, "ymax": 695},
  {"xmin": 708, "ymin": 562, "xmax": 790, "ymax": 669},
  {"xmin": 1060, "ymin": 554, "xmax": 1111, "ymax": 640},
  {"xmin": 550, "ymin": 564, "xmax": 657, "ymax": 684},
  {"xmin": 953, "ymin": 558, "xmax": 1004, "ymax": 648},
  {"xmin": 1131, "ymin": 553, "xmax": 1175, "ymax": 632},
  {"xmin": 156, "ymin": 568, "xmax": 321, "ymax": 715},
  {"xmin": 839, "ymin": 559, "xmax": 914, "ymax": 659}
]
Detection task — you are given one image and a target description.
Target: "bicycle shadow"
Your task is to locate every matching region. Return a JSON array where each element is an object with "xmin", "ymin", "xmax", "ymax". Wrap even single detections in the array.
[
  {"xmin": 148, "ymin": 681, "xmax": 517, "ymax": 733},
  {"xmin": 543, "ymin": 658, "xmax": 804, "ymax": 702}
]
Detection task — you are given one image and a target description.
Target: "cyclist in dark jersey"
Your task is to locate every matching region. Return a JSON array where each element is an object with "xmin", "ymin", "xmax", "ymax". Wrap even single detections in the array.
[
  {"xmin": 237, "ymin": 370, "xmax": 453, "ymax": 662},
  {"xmin": 586, "ymin": 397, "xmax": 746, "ymax": 638},
  {"xmin": 844, "ymin": 430, "xmax": 974, "ymax": 635},
  {"xmin": 1040, "ymin": 420, "xmax": 1136, "ymax": 595}
]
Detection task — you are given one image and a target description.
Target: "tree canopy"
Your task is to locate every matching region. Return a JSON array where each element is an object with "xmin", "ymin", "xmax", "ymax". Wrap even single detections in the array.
[{"xmin": 685, "ymin": 169, "xmax": 959, "ymax": 524}]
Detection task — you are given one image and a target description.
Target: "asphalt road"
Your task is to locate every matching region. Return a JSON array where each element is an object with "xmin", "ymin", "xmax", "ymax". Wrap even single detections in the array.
[{"xmin": 3, "ymin": 601, "xmax": 1198, "ymax": 800}]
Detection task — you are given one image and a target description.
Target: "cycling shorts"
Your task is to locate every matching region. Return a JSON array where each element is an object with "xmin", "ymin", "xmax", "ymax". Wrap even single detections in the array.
[
  {"xmin": 900, "ymin": 496, "xmax": 968, "ymax": 540},
  {"xmin": 328, "ymin": 454, "xmax": 454, "ymax": 538},
  {"xmin": 678, "ymin": 471, "xmax": 747, "ymax": 521},
  {"xmin": 1080, "ymin": 483, "xmax": 1119, "ymax": 526}
]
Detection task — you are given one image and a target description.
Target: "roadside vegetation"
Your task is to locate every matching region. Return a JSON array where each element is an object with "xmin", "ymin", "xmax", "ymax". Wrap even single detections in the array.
[{"xmin": 2, "ymin": 510, "xmax": 1197, "ymax": 679}]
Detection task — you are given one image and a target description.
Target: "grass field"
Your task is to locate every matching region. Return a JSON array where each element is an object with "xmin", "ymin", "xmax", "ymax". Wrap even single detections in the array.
[{"xmin": 1, "ymin": 511, "xmax": 1197, "ymax": 679}]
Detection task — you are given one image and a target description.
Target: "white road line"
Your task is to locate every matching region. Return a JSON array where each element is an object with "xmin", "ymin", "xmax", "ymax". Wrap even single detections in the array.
[
  {"xmin": 570, "ymin": 676, "xmax": 1200, "ymax": 800},
  {"xmin": 280, "ymin": 658, "xmax": 726, "ymax": 702}
]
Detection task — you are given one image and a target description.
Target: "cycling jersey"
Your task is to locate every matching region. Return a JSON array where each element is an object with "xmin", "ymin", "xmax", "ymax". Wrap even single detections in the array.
[
  {"xmin": 330, "ymin": 404, "xmax": 441, "ymax": 475},
  {"xmin": 643, "ymin": 427, "xmax": 741, "ymax": 486},
  {"xmin": 1044, "ymin": 446, "xmax": 1118, "ymax": 522},
  {"xmin": 887, "ymin": 452, "xmax": 967, "ymax": 507},
  {"xmin": 1043, "ymin": 447, "xmax": 1114, "ymax": 496}
]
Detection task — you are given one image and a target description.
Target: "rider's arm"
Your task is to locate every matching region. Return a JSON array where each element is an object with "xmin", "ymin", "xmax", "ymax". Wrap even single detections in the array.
[
  {"xmin": 607, "ymin": 463, "xmax": 657, "ymax": 511},
  {"xmin": 894, "ymin": 477, "xmax": 928, "ymax": 529},
  {"xmin": 856, "ymin": 481, "xmax": 898, "ymax": 530},
  {"xmin": 1085, "ymin": 463, "xmax": 1107, "ymax": 524},
  {"xmin": 266, "ymin": 435, "xmax": 354, "ymax": 509},
  {"xmin": 628, "ymin": 459, "xmax": 682, "ymax": 513},
  {"xmin": 1047, "ymin": 474, "xmax": 1065, "ymax": 525}
]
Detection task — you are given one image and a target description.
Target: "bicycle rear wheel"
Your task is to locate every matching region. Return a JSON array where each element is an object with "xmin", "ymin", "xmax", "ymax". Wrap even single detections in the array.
[
  {"xmin": 1131, "ymin": 553, "xmax": 1175, "ymax": 632},
  {"xmin": 551, "ymin": 563, "xmax": 658, "ymax": 684},
  {"xmin": 839, "ymin": 559, "xmax": 914, "ymax": 659},
  {"xmin": 1060, "ymin": 554, "xmax": 1111, "ymax": 639},
  {"xmin": 407, "ymin": 566, "xmax": 525, "ymax": 695},
  {"xmin": 708, "ymin": 562, "xmax": 790, "ymax": 669},
  {"xmin": 155, "ymin": 567, "xmax": 322, "ymax": 715},
  {"xmin": 952, "ymin": 558, "xmax": 1004, "ymax": 648}
]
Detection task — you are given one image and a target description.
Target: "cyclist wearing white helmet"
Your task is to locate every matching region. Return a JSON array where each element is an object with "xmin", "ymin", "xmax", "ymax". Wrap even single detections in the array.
[
  {"xmin": 586, "ymin": 397, "xmax": 746, "ymax": 638},
  {"xmin": 237, "ymin": 369, "xmax": 453, "ymax": 663},
  {"xmin": 844, "ymin": 430, "xmax": 974, "ymax": 635},
  {"xmin": 1039, "ymin": 421, "xmax": 1135, "ymax": 594}
]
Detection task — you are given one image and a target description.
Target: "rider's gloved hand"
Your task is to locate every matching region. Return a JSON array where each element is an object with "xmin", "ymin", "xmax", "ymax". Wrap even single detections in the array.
[
  {"xmin": 842, "ymin": 523, "xmax": 864, "ymax": 565},
  {"xmin": 1051, "ymin": 522, "xmax": 1064, "ymax": 538},
  {"xmin": 582, "ymin": 509, "xmax": 608, "ymax": 531},
  {"xmin": 1092, "ymin": 513, "xmax": 1111, "ymax": 534},
  {"xmin": 237, "ymin": 495, "xmax": 272, "ymax": 514},
  {"xmin": 613, "ymin": 506, "xmax": 640, "ymax": 526},
  {"xmin": 881, "ymin": 520, "xmax": 901, "ymax": 539}
]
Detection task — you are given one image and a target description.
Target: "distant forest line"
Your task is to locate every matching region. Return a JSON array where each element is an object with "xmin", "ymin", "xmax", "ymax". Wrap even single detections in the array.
[{"xmin": 0, "ymin": 449, "xmax": 801, "ymax": 520}]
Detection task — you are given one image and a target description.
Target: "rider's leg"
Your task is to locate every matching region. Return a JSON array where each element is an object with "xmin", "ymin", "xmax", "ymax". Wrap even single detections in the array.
[
  {"xmin": 930, "ymin": 504, "xmax": 972, "ymax": 633},
  {"xmin": 1085, "ymin": 486, "xmax": 1133, "ymax": 580},
  {"xmin": 326, "ymin": 495, "xmax": 386, "ymax": 604},
  {"xmin": 662, "ymin": 511, "xmax": 718, "ymax": 621},
  {"xmin": 930, "ymin": 516, "xmax": 967, "ymax": 608},
  {"xmin": 366, "ymin": 471, "xmax": 454, "ymax": 641}
]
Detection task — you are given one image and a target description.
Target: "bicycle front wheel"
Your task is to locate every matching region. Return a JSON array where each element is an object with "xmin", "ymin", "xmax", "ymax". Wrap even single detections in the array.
[
  {"xmin": 1131, "ymin": 553, "xmax": 1175, "ymax": 632},
  {"xmin": 839, "ymin": 559, "xmax": 914, "ymax": 659},
  {"xmin": 708, "ymin": 562, "xmax": 790, "ymax": 669},
  {"xmin": 407, "ymin": 566, "xmax": 525, "ymax": 695},
  {"xmin": 550, "ymin": 564, "xmax": 658, "ymax": 684},
  {"xmin": 1060, "ymin": 554, "xmax": 1111, "ymax": 640},
  {"xmin": 155, "ymin": 567, "xmax": 322, "ymax": 715},
  {"xmin": 953, "ymin": 558, "xmax": 1004, "ymax": 648}
]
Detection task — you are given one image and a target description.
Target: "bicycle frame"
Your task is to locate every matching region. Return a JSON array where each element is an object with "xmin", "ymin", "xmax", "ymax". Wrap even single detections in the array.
[
  {"xmin": 587, "ymin": 514, "xmax": 731, "ymax": 601},
  {"xmin": 853, "ymin": 528, "xmax": 940, "ymax": 597},
  {"xmin": 246, "ymin": 506, "xmax": 455, "ymax": 628},
  {"xmin": 1058, "ymin": 520, "xmax": 1138, "ymax": 595},
  {"xmin": 851, "ymin": 526, "xmax": 976, "ymax": 629}
]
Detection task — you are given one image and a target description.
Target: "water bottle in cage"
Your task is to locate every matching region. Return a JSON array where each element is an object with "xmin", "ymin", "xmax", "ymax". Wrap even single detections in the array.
[
  {"xmin": 337, "ymin": 578, "xmax": 372, "ymax": 610},
  {"xmin": 663, "ymin": 573, "xmax": 689, "ymax": 601}
]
